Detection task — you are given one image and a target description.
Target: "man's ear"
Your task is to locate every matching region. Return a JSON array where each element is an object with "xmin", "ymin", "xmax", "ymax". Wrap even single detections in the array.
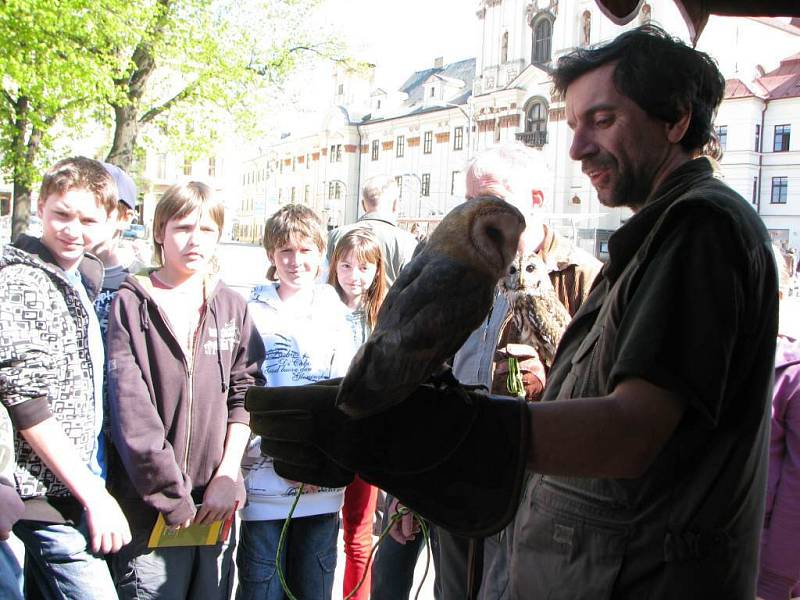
[
  {"xmin": 666, "ymin": 110, "xmax": 692, "ymax": 145},
  {"xmin": 531, "ymin": 189, "xmax": 544, "ymax": 209}
]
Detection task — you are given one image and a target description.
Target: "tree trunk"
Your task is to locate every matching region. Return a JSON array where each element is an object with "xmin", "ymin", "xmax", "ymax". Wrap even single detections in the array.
[
  {"xmin": 11, "ymin": 124, "xmax": 44, "ymax": 242},
  {"xmin": 106, "ymin": 102, "xmax": 140, "ymax": 171},
  {"xmin": 11, "ymin": 178, "xmax": 32, "ymax": 243},
  {"xmin": 105, "ymin": 0, "xmax": 173, "ymax": 170},
  {"xmin": 10, "ymin": 96, "xmax": 31, "ymax": 242}
]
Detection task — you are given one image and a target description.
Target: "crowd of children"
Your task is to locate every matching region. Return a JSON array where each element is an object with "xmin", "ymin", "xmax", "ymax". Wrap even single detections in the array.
[
  {"xmin": 0, "ymin": 156, "xmax": 411, "ymax": 600},
  {"xmin": 6, "ymin": 153, "xmax": 800, "ymax": 600}
]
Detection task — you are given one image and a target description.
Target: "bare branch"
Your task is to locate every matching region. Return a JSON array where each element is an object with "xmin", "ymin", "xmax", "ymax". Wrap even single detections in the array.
[
  {"xmin": 286, "ymin": 45, "xmax": 355, "ymax": 65},
  {"xmin": 1, "ymin": 89, "xmax": 16, "ymax": 110},
  {"xmin": 139, "ymin": 80, "xmax": 199, "ymax": 124}
]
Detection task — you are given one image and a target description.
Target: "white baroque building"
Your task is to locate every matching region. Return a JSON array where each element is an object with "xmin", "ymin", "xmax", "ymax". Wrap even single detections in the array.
[
  {"xmin": 715, "ymin": 51, "xmax": 800, "ymax": 250},
  {"xmin": 235, "ymin": 1, "xmax": 800, "ymax": 256}
]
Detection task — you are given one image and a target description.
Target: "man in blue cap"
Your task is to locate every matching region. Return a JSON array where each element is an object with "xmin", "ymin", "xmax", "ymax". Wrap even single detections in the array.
[{"xmin": 91, "ymin": 162, "xmax": 141, "ymax": 336}]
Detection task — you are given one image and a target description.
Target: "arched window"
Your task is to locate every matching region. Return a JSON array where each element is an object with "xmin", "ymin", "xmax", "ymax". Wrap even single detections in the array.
[
  {"xmin": 501, "ymin": 31, "xmax": 509, "ymax": 64},
  {"xmin": 581, "ymin": 11, "xmax": 591, "ymax": 47},
  {"xmin": 516, "ymin": 98, "xmax": 549, "ymax": 147},
  {"xmin": 526, "ymin": 101, "xmax": 547, "ymax": 134},
  {"xmin": 531, "ymin": 16, "xmax": 553, "ymax": 64}
]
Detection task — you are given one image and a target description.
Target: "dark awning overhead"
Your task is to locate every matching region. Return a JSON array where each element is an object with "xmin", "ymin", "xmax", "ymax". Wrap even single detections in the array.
[{"xmin": 594, "ymin": 0, "xmax": 800, "ymax": 44}]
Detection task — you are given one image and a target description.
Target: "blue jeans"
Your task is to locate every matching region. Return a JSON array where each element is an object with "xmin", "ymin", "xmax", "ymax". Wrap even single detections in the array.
[
  {"xmin": 236, "ymin": 513, "xmax": 338, "ymax": 600},
  {"xmin": 0, "ymin": 540, "xmax": 23, "ymax": 600},
  {"xmin": 111, "ymin": 521, "xmax": 236, "ymax": 600},
  {"xmin": 371, "ymin": 496, "xmax": 440, "ymax": 600},
  {"xmin": 13, "ymin": 517, "xmax": 116, "ymax": 600}
]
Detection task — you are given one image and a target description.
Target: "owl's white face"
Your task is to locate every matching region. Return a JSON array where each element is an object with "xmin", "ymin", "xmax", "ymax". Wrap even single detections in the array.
[{"xmin": 501, "ymin": 252, "xmax": 551, "ymax": 297}]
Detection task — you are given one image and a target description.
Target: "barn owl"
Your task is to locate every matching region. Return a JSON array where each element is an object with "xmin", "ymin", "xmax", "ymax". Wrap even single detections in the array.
[
  {"xmin": 336, "ymin": 196, "xmax": 526, "ymax": 418},
  {"xmin": 500, "ymin": 250, "xmax": 571, "ymax": 368}
]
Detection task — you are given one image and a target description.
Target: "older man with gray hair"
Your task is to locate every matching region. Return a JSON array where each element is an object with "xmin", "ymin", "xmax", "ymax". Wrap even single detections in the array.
[
  {"xmin": 435, "ymin": 142, "xmax": 600, "ymax": 599},
  {"xmin": 327, "ymin": 175, "xmax": 418, "ymax": 286}
]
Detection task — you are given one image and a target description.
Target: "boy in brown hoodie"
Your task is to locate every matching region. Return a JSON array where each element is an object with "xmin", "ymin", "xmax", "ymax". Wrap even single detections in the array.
[{"xmin": 107, "ymin": 181, "xmax": 265, "ymax": 599}]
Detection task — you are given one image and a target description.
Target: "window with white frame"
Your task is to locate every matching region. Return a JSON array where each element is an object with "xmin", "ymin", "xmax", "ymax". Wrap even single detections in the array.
[
  {"xmin": 454, "ymin": 126, "xmax": 464, "ymax": 151},
  {"xmin": 771, "ymin": 176, "xmax": 788, "ymax": 204},
  {"xmin": 716, "ymin": 125, "xmax": 727, "ymax": 151},
  {"xmin": 774, "ymin": 125, "xmax": 791, "ymax": 152},
  {"xmin": 531, "ymin": 15, "xmax": 553, "ymax": 64},
  {"xmin": 451, "ymin": 170, "xmax": 460, "ymax": 195}
]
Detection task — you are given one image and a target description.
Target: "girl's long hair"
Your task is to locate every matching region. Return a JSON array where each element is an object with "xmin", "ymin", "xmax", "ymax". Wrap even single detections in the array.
[{"xmin": 328, "ymin": 227, "xmax": 388, "ymax": 330}]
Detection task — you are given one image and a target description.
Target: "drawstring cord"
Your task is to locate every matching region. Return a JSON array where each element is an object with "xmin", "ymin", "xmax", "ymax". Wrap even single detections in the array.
[
  {"xmin": 140, "ymin": 298, "xmax": 150, "ymax": 331},
  {"xmin": 276, "ymin": 486, "xmax": 432, "ymax": 600},
  {"xmin": 209, "ymin": 304, "xmax": 227, "ymax": 393}
]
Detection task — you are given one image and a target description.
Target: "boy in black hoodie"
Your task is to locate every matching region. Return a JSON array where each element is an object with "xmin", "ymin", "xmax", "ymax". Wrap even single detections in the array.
[{"xmin": 0, "ymin": 156, "xmax": 131, "ymax": 599}]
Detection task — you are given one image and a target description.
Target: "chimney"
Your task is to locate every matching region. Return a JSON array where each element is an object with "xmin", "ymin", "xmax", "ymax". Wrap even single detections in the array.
[{"xmin": 434, "ymin": 56, "xmax": 444, "ymax": 69}]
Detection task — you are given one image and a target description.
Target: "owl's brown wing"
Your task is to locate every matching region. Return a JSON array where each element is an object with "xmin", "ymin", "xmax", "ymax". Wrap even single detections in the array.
[
  {"xmin": 337, "ymin": 253, "xmax": 495, "ymax": 417},
  {"xmin": 514, "ymin": 291, "xmax": 571, "ymax": 366}
]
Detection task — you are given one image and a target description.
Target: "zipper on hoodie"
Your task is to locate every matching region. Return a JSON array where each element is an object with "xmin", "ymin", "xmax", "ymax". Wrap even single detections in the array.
[
  {"xmin": 184, "ymin": 295, "xmax": 210, "ymax": 476},
  {"xmin": 142, "ymin": 283, "xmax": 208, "ymax": 477}
]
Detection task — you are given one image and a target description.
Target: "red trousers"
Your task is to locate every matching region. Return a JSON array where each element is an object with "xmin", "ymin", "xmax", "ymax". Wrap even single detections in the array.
[{"xmin": 342, "ymin": 476, "xmax": 379, "ymax": 600}]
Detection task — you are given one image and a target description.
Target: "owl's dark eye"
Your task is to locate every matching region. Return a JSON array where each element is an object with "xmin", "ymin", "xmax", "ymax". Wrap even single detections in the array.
[
  {"xmin": 525, "ymin": 265, "xmax": 535, "ymax": 273},
  {"xmin": 509, "ymin": 266, "xmax": 517, "ymax": 275}
]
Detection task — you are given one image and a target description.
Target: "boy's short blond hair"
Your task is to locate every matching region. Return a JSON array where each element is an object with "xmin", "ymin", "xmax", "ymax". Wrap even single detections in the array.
[
  {"xmin": 38, "ymin": 156, "xmax": 118, "ymax": 215},
  {"xmin": 263, "ymin": 204, "xmax": 325, "ymax": 281},
  {"xmin": 152, "ymin": 181, "xmax": 224, "ymax": 266}
]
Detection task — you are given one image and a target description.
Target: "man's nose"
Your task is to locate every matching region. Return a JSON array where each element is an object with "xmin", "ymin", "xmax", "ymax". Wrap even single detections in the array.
[{"xmin": 569, "ymin": 129, "xmax": 598, "ymax": 162}]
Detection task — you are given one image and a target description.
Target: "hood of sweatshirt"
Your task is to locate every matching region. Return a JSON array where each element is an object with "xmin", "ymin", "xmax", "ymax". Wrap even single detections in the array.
[
  {"xmin": 776, "ymin": 335, "xmax": 800, "ymax": 371},
  {"xmin": 250, "ymin": 281, "xmax": 282, "ymax": 308},
  {"xmin": 117, "ymin": 271, "xmax": 232, "ymax": 391},
  {"xmin": 7, "ymin": 234, "xmax": 104, "ymax": 299}
]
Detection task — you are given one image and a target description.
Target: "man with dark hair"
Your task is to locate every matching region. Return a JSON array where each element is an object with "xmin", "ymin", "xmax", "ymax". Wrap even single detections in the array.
[
  {"xmin": 499, "ymin": 24, "xmax": 776, "ymax": 598},
  {"xmin": 248, "ymin": 25, "xmax": 778, "ymax": 599}
]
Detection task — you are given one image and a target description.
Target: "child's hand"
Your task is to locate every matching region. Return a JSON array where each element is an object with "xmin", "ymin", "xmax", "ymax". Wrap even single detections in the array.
[
  {"xmin": 84, "ymin": 489, "xmax": 132, "ymax": 554},
  {"xmin": 167, "ymin": 517, "xmax": 193, "ymax": 531},
  {"xmin": 195, "ymin": 475, "xmax": 238, "ymax": 525},
  {"xmin": 387, "ymin": 497, "xmax": 420, "ymax": 545}
]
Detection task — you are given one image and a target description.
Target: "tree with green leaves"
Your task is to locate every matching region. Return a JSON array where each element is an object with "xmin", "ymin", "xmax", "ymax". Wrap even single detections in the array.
[
  {"xmin": 106, "ymin": 0, "xmax": 360, "ymax": 171},
  {"xmin": 1, "ymin": 0, "xmax": 358, "ymax": 240},
  {"xmin": 0, "ymin": 0, "xmax": 147, "ymax": 240}
]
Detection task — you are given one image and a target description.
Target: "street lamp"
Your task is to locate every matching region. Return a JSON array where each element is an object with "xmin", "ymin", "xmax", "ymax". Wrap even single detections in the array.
[{"xmin": 398, "ymin": 173, "xmax": 422, "ymax": 218}]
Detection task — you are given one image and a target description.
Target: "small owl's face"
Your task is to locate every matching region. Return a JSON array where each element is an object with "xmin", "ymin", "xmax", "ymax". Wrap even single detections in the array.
[{"xmin": 501, "ymin": 252, "xmax": 551, "ymax": 296}]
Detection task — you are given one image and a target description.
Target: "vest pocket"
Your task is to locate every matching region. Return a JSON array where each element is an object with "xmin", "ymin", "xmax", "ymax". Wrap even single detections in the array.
[
  {"xmin": 512, "ymin": 478, "xmax": 629, "ymax": 600},
  {"xmin": 560, "ymin": 323, "xmax": 604, "ymax": 399}
]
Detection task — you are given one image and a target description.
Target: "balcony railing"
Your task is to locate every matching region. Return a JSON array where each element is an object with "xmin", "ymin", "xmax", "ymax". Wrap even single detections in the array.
[{"xmin": 516, "ymin": 130, "xmax": 548, "ymax": 147}]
